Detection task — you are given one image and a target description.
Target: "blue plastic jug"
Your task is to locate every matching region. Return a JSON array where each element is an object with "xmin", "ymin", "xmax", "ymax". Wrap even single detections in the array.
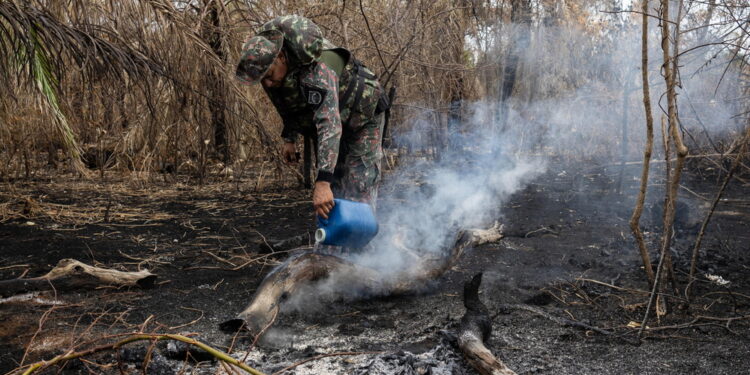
[{"xmin": 315, "ymin": 199, "xmax": 379, "ymax": 248}]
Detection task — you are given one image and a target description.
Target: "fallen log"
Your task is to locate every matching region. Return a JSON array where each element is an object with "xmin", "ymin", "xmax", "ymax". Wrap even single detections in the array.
[
  {"xmin": 220, "ymin": 252, "xmax": 382, "ymax": 333},
  {"xmin": 457, "ymin": 273, "xmax": 517, "ymax": 375},
  {"xmin": 220, "ymin": 224, "xmax": 503, "ymax": 335},
  {"xmin": 0, "ymin": 259, "xmax": 155, "ymax": 297}
]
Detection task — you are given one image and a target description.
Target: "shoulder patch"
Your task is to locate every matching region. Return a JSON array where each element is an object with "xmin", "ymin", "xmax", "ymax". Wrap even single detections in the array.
[{"xmin": 301, "ymin": 85, "xmax": 327, "ymax": 111}]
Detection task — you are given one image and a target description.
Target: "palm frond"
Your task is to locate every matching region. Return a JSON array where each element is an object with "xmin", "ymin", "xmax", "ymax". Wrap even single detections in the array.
[
  {"xmin": 26, "ymin": 28, "xmax": 84, "ymax": 170},
  {"xmin": 0, "ymin": 0, "xmax": 172, "ymax": 172},
  {"xmin": 0, "ymin": 1, "xmax": 166, "ymax": 82}
]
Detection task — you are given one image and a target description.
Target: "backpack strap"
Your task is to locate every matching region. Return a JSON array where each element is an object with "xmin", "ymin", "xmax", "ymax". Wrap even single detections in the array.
[{"xmin": 340, "ymin": 59, "xmax": 377, "ymax": 111}]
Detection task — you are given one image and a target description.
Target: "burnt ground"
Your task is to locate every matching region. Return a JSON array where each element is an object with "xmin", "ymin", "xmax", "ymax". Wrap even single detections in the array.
[{"xmin": 1, "ymin": 160, "xmax": 749, "ymax": 375}]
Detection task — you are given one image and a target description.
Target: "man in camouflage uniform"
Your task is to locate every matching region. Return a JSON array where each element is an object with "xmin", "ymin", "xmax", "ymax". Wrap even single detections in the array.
[{"xmin": 236, "ymin": 16, "xmax": 387, "ymax": 241}]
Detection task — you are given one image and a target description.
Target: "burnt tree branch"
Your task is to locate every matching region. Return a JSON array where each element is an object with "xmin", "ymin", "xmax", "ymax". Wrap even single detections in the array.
[
  {"xmin": 0, "ymin": 259, "xmax": 155, "ymax": 297},
  {"xmin": 457, "ymin": 273, "xmax": 517, "ymax": 375},
  {"xmin": 221, "ymin": 226, "xmax": 503, "ymax": 335}
]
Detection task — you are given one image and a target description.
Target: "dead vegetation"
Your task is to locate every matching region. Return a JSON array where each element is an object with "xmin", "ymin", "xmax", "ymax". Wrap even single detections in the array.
[
  {"xmin": 1, "ymin": 0, "xmax": 749, "ymax": 374},
  {"xmin": 221, "ymin": 225, "xmax": 503, "ymax": 337},
  {"xmin": 4, "ymin": 0, "xmax": 744, "ymax": 180}
]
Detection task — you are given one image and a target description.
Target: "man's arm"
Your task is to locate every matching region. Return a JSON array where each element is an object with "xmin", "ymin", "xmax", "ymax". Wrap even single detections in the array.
[
  {"xmin": 281, "ymin": 126, "xmax": 298, "ymax": 144},
  {"xmin": 280, "ymin": 121, "xmax": 299, "ymax": 163},
  {"xmin": 266, "ymin": 87, "xmax": 299, "ymax": 142},
  {"xmin": 301, "ymin": 62, "xmax": 342, "ymax": 218},
  {"xmin": 263, "ymin": 86, "xmax": 302, "ymax": 163}
]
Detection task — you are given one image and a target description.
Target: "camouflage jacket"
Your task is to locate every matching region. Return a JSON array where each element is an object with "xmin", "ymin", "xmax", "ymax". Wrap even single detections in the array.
[{"xmin": 259, "ymin": 16, "xmax": 384, "ymax": 178}]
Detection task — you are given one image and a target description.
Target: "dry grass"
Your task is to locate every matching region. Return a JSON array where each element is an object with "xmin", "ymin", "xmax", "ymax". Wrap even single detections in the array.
[
  {"xmin": 0, "ymin": 168, "xmax": 295, "ymax": 225},
  {"xmin": 0, "ymin": 0, "xmax": 746, "ymax": 179}
]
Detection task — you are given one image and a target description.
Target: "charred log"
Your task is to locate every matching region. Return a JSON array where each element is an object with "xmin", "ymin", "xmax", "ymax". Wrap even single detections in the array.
[
  {"xmin": 0, "ymin": 259, "xmax": 155, "ymax": 297},
  {"xmin": 221, "ymin": 226, "xmax": 502, "ymax": 335},
  {"xmin": 460, "ymin": 273, "xmax": 492, "ymax": 342},
  {"xmin": 457, "ymin": 273, "xmax": 517, "ymax": 375},
  {"xmin": 220, "ymin": 252, "xmax": 382, "ymax": 334}
]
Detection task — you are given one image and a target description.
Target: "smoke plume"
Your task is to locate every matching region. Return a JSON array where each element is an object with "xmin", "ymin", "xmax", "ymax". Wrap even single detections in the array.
[{"xmin": 284, "ymin": 11, "xmax": 745, "ymax": 307}]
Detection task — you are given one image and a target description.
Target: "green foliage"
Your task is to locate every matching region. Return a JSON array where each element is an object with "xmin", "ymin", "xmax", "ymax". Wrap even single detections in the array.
[{"xmin": 26, "ymin": 29, "xmax": 82, "ymax": 164}]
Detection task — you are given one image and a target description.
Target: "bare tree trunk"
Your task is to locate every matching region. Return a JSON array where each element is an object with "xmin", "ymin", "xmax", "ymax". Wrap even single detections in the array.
[
  {"xmin": 630, "ymin": 0, "xmax": 656, "ymax": 287},
  {"xmin": 202, "ymin": 0, "xmax": 229, "ymax": 164},
  {"xmin": 697, "ymin": 0, "xmax": 717, "ymax": 45},
  {"xmin": 448, "ymin": 77, "xmax": 463, "ymax": 152},
  {"xmin": 640, "ymin": 0, "xmax": 688, "ymax": 335},
  {"xmin": 662, "ymin": 0, "xmax": 687, "ymax": 297},
  {"xmin": 447, "ymin": 15, "xmax": 465, "ymax": 153},
  {"xmin": 497, "ymin": 0, "xmax": 531, "ymax": 133}
]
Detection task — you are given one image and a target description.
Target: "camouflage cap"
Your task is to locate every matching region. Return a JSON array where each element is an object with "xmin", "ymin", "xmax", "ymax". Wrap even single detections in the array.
[
  {"xmin": 258, "ymin": 16, "xmax": 324, "ymax": 66},
  {"xmin": 236, "ymin": 30, "xmax": 283, "ymax": 84}
]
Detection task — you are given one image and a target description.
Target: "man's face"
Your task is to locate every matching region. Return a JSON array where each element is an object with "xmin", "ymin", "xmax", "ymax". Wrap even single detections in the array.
[{"xmin": 261, "ymin": 52, "xmax": 288, "ymax": 88}]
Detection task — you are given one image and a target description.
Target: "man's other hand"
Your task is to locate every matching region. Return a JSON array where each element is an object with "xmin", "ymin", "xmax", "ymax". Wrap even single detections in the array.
[
  {"xmin": 313, "ymin": 181, "xmax": 335, "ymax": 219},
  {"xmin": 282, "ymin": 142, "xmax": 298, "ymax": 164}
]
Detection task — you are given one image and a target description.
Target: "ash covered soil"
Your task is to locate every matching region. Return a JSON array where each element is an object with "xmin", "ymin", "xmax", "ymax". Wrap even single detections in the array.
[{"xmin": 1, "ymin": 163, "xmax": 749, "ymax": 374}]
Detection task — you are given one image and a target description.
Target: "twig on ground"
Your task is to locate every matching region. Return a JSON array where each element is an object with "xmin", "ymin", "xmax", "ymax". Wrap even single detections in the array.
[
  {"xmin": 699, "ymin": 291, "xmax": 750, "ymax": 301},
  {"xmin": 107, "ymin": 308, "xmax": 136, "ymax": 331},
  {"xmin": 252, "ymin": 229, "xmax": 273, "ymax": 252},
  {"xmin": 495, "ymin": 304, "xmax": 615, "ymax": 337},
  {"xmin": 117, "ymin": 250, "xmax": 169, "ymax": 267},
  {"xmin": 168, "ymin": 307, "xmax": 205, "ymax": 330},
  {"xmin": 203, "ymin": 250, "xmax": 238, "ymax": 267},
  {"xmin": 576, "ymin": 278, "xmax": 650, "ymax": 295},
  {"xmin": 231, "ymin": 227, "xmax": 251, "ymax": 256},
  {"xmin": 638, "ymin": 314, "xmax": 750, "ymax": 334},
  {"xmin": 676, "ymin": 184, "xmax": 709, "ymax": 201},
  {"xmin": 17, "ymin": 269, "xmax": 30, "ymax": 279},
  {"xmin": 138, "ymin": 315, "xmax": 155, "ymax": 333},
  {"xmin": 143, "ymin": 337, "xmax": 160, "ymax": 375},
  {"xmin": 21, "ymin": 302, "xmax": 63, "ymax": 366},
  {"xmin": 524, "ymin": 226, "xmax": 558, "ymax": 238},
  {"xmin": 0, "ymin": 264, "xmax": 31, "ymax": 271},
  {"xmin": 244, "ymin": 307, "xmax": 280, "ymax": 366},
  {"xmin": 227, "ymin": 322, "xmax": 245, "ymax": 355},
  {"xmin": 183, "ymin": 250, "xmax": 289, "ymax": 272},
  {"xmin": 70, "ymin": 306, "xmax": 118, "ymax": 350}
]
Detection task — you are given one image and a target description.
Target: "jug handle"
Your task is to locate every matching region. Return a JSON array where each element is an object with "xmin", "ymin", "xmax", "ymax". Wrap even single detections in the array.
[{"xmin": 317, "ymin": 198, "xmax": 341, "ymax": 226}]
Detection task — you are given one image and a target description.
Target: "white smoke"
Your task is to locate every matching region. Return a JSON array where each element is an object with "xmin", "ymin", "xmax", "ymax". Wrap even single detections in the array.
[
  {"xmin": 277, "ymin": 99, "xmax": 546, "ymax": 316},
  {"xmin": 283, "ymin": 9, "xmax": 746, "ymax": 307},
  {"xmin": 351, "ymin": 102, "xmax": 547, "ymax": 277},
  {"xmin": 347, "ymin": 15, "xmax": 745, "ymax": 276},
  {"xmin": 471, "ymin": 20, "xmax": 745, "ymax": 164}
]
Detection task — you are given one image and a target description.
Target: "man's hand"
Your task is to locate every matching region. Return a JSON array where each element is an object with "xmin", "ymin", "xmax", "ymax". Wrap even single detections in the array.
[
  {"xmin": 313, "ymin": 181, "xmax": 335, "ymax": 219},
  {"xmin": 282, "ymin": 142, "xmax": 298, "ymax": 164}
]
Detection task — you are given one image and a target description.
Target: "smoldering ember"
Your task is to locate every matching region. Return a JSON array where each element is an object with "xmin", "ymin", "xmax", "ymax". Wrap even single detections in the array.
[{"xmin": 1, "ymin": 1, "xmax": 749, "ymax": 375}]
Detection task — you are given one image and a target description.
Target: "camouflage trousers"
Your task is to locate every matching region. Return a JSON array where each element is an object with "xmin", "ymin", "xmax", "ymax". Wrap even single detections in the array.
[{"xmin": 315, "ymin": 112, "xmax": 384, "ymax": 256}]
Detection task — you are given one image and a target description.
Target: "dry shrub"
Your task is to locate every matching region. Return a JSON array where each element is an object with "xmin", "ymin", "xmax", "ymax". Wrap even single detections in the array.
[{"xmin": 0, "ymin": 0, "xmax": 748, "ymax": 181}]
